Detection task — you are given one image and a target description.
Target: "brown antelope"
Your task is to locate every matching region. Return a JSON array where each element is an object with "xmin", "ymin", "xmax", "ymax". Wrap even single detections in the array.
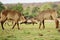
[
  {"xmin": 34, "ymin": 9, "xmax": 59, "ymax": 29},
  {"xmin": 0, "ymin": 9, "xmax": 24, "ymax": 30},
  {"xmin": 5, "ymin": 14, "xmax": 26, "ymax": 26}
]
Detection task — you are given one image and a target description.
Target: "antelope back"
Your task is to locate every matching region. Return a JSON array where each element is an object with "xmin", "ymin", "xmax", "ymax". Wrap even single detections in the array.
[
  {"xmin": 0, "ymin": 10, "xmax": 22, "ymax": 21},
  {"xmin": 7, "ymin": 10, "xmax": 20, "ymax": 20},
  {"xmin": 36, "ymin": 9, "xmax": 57, "ymax": 21}
]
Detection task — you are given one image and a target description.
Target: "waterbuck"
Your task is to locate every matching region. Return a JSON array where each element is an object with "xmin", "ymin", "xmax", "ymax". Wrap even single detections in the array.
[
  {"xmin": 5, "ymin": 14, "xmax": 26, "ymax": 26},
  {"xmin": 0, "ymin": 9, "xmax": 24, "ymax": 30},
  {"xmin": 34, "ymin": 9, "xmax": 59, "ymax": 29}
]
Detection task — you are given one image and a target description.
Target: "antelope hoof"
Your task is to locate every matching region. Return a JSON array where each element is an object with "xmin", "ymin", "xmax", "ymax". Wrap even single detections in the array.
[
  {"xmin": 43, "ymin": 27, "xmax": 45, "ymax": 29},
  {"xmin": 12, "ymin": 27, "xmax": 14, "ymax": 29},
  {"xmin": 18, "ymin": 28, "xmax": 20, "ymax": 30},
  {"xmin": 2, "ymin": 28, "xmax": 4, "ymax": 30},
  {"xmin": 2, "ymin": 27, "xmax": 4, "ymax": 30},
  {"xmin": 39, "ymin": 27, "xmax": 40, "ymax": 29},
  {"xmin": 56, "ymin": 27, "xmax": 59, "ymax": 29}
]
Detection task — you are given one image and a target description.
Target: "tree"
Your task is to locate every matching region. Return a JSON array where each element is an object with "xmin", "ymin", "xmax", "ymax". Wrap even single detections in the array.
[
  {"xmin": 16, "ymin": 3, "xmax": 23, "ymax": 12},
  {"xmin": 40, "ymin": 3, "xmax": 53, "ymax": 11},
  {"xmin": 23, "ymin": 7, "xmax": 30, "ymax": 18},
  {"xmin": 57, "ymin": 5, "xmax": 60, "ymax": 18},
  {"xmin": 0, "ymin": 2, "xmax": 5, "ymax": 12},
  {"xmin": 31, "ymin": 7, "xmax": 40, "ymax": 18},
  {"xmin": 32, "ymin": 7, "xmax": 40, "ymax": 13},
  {"xmin": 9, "ymin": 3, "xmax": 23, "ymax": 13}
]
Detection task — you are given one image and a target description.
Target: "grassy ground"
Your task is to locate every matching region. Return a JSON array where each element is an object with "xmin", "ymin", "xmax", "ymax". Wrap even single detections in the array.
[{"xmin": 0, "ymin": 20, "xmax": 60, "ymax": 40}]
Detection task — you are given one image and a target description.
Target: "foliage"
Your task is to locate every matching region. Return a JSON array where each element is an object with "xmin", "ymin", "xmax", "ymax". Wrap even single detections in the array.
[
  {"xmin": 30, "ymin": 7, "xmax": 40, "ymax": 18},
  {"xmin": 56, "ymin": 5, "xmax": 60, "ymax": 18},
  {"xmin": 9, "ymin": 3, "xmax": 23, "ymax": 13},
  {"xmin": 40, "ymin": 3, "xmax": 57, "ymax": 11},
  {"xmin": 23, "ymin": 7, "xmax": 30, "ymax": 18},
  {"xmin": 32, "ymin": 7, "xmax": 40, "ymax": 13},
  {"xmin": 0, "ymin": 2, "xmax": 5, "ymax": 12},
  {"xmin": 23, "ymin": 6, "xmax": 40, "ymax": 18}
]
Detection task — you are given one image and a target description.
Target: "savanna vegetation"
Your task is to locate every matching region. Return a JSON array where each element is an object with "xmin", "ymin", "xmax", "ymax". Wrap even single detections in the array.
[{"xmin": 0, "ymin": 2, "xmax": 60, "ymax": 40}]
